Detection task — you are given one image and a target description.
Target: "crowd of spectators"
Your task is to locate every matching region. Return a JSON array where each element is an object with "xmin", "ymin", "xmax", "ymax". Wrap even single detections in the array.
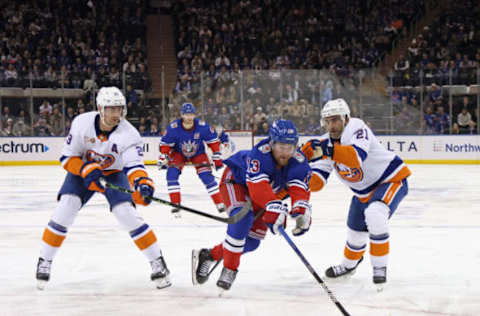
[
  {"xmin": 1, "ymin": 0, "xmax": 479, "ymax": 137},
  {"xmin": 0, "ymin": 0, "xmax": 151, "ymax": 91},
  {"xmin": 391, "ymin": 84, "xmax": 478, "ymax": 135},
  {"xmin": 166, "ymin": 0, "xmax": 427, "ymax": 135},
  {"xmin": 392, "ymin": 0, "xmax": 480, "ymax": 87}
]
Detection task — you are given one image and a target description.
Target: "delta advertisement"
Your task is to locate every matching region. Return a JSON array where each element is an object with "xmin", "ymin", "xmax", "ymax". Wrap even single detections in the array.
[{"xmin": 1, "ymin": 135, "xmax": 479, "ymax": 165}]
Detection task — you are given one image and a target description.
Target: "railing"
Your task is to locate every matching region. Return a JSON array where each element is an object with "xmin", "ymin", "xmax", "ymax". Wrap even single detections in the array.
[{"xmin": 2, "ymin": 68, "xmax": 479, "ymax": 137}]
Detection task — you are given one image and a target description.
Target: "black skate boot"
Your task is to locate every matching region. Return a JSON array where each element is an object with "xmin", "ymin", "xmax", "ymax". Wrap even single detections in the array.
[
  {"xmin": 36, "ymin": 257, "xmax": 52, "ymax": 290},
  {"xmin": 373, "ymin": 266, "xmax": 387, "ymax": 291},
  {"xmin": 150, "ymin": 256, "xmax": 171, "ymax": 289},
  {"xmin": 325, "ymin": 256, "xmax": 363, "ymax": 278},
  {"xmin": 192, "ymin": 248, "xmax": 216, "ymax": 285},
  {"xmin": 216, "ymin": 267, "xmax": 238, "ymax": 291}
]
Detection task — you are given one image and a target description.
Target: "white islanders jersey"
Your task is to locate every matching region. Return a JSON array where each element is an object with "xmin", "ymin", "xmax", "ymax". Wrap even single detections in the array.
[
  {"xmin": 310, "ymin": 118, "xmax": 410, "ymax": 201},
  {"xmin": 60, "ymin": 112, "xmax": 145, "ymax": 174}
]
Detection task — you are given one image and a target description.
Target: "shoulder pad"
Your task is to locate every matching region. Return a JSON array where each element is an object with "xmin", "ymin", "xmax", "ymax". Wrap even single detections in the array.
[
  {"xmin": 258, "ymin": 143, "xmax": 272, "ymax": 154},
  {"xmin": 293, "ymin": 151, "xmax": 305, "ymax": 163},
  {"xmin": 170, "ymin": 121, "xmax": 178, "ymax": 128},
  {"xmin": 198, "ymin": 120, "xmax": 206, "ymax": 126}
]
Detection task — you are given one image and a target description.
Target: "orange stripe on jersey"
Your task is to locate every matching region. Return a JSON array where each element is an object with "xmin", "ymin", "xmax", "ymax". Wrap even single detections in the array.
[
  {"xmin": 103, "ymin": 170, "xmax": 121, "ymax": 176},
  {"xmin": 42, "ymin": 228, "xmax": 66, "ymax": 247},
  {"xmin": 332, "ymin": 144, "xmax": 361, "ymax": 169},
  {"xmin": 358, "ymin": 191, "xmax": 375, "ymax": 203},
  {"xmin": 370, "ymin": 241, "xmax": 389, "ymax": 256},
  {"xmin": 309, "ymin": 173, "xmax": 325, "ymax": 192},
  {"xmin": 275, "ymin": 189, "xmax": 288, "ymax": 200},
  {"xmin": 383, "ymin": 182, "xmax": 401, "ymax": 205},
  {"xmin": 128, "ymin": 169, "xmax": 148, "ymax": 187},
  {"xmin": 63, "ymin": 156, "xmax": 84, "ymax": 176},
  {"xmin": 344, "ymin": 247, "xmax": 365, "ymax": 260},
  {"xmin": 388, "ymin": 165, "xmax": 411, "ymax": 183},
  {"xmin": 134, "ymin": 230, "xmax": 157, "ymax": 250}
]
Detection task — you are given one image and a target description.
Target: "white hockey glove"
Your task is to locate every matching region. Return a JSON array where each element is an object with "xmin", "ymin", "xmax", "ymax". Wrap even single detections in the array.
[
  {"xmin": 157, "ymin": 153, "xmax": 170, "ymax": 168},
  {"xmin": 263, "ymin": 200, "xmax": 288, "ymax": 235},
  {"xmin": 290, "ymin": 200, "xmax": 312, "ymax": 236}
]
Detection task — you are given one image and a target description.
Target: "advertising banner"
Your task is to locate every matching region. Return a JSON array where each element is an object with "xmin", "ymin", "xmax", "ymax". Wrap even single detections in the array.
[{"xmin": 1, "ymin": 135, "xmax": 479, "ymax": 165}]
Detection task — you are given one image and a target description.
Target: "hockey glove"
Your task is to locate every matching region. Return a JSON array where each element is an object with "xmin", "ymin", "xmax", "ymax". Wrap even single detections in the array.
[
  {"xmin": 310, "ymin": 139, "xmax": 334, "ymax": 159},
  {"xmin": 212, "ymin": 152, "xmax": 223, "ymax": 170},
  {"xmin": 263, "ymin": 200, "xmax": 288, "ymax": 235},
  {"xmin": 157, "ymin": 153, "xmax": 170, "ymax": 169},
  {"xmin": 80, "ymin": 161, "xmax": 105, "ymax": 193},
  {"xmin": 132, "ymin": 177, "xmax": 155, "ymax": 206},
  {"xmin": 290, "ymin": 200, "xmax": 312, "ymax": 236}
]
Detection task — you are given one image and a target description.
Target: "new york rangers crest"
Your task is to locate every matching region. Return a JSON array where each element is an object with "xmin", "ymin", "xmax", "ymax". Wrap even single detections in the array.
[{"xmin": 181, "ymin": 140, "xmax": 198, "ymax": 158}]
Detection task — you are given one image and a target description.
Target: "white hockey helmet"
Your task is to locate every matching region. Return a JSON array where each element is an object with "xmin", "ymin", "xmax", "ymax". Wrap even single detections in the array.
[
  {"xmin": 96, "ymin": 86, "xmax": 127, "ymax": 122},
  {"xmin": 321, "ymin": 98, "xmax": 350, "ymax": 127}
]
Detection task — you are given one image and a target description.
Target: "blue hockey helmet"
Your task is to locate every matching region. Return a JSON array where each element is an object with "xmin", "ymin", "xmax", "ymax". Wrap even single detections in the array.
[
  {"xmin": 269, "ymin": 119, "xmax": 299, "ymax": 145},
  {"xmin": 181, "ymin": 102, "xmax": 196, "ymax": 115}
]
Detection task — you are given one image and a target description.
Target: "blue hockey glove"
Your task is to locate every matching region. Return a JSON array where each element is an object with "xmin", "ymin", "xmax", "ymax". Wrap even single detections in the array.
[
  {"xmin": 80, "ymin": 161, "xmax": 105, "ymax": 193},
  {"xmin": 310, "ymin": 139, "xmax": 334, "ymax": 158},
  {"xmin": 133, "ymin": 177, "xmax": 155, "ymax": 206}
]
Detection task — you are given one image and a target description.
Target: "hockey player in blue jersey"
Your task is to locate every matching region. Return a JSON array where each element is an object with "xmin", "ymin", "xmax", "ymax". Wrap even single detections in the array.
[
  {"xmin": 158, "ymin": 103, "xmax": 225, "ymax": 213},
  {"xmin": 191, "ymin": 119, "xmax": 313, "ymax": 291}
]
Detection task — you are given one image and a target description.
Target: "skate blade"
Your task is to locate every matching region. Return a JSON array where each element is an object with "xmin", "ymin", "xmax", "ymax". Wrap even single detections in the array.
[
  {"xmin": 324, "ymin": 270, "xmax": 356, "ymax": 281},
  {"xmin": 154, "ymin": 276, "xmax": 172, "ymax": 289},
  {"xmin": 191, "ymin": 250, "xmax": 199, "ymax": 285},
  {"xmin": 37, "ymin": 280, "xmax": 47, "ymax": 290},
  {"xmin": 217, "ymin": 287, "xmax": 227, "ymax": 297},
  {"xmin": 375, "ymin": 283, "xmax": 385, "ymax": 292}
]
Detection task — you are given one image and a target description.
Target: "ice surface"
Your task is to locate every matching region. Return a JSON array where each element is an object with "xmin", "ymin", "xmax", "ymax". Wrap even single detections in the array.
[{"xmin": 0, "ymin": 165, "xmax": 479, "ymax": 316}]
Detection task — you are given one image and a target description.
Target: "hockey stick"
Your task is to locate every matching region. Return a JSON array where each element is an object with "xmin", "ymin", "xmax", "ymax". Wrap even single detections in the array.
[
  {"xmin": 158, "ymin": 162, "xmax": 215, "ymax": 170},
  {"xmin": 278, "ymin": 226, "xmax": 351, "ymax": 316},
  {"xmin": 101, "ymin": 180, "xmax": 250, "ymax": 224}
]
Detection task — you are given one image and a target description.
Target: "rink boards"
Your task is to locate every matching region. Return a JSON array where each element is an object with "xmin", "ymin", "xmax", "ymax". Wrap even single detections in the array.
[{"xmin": 0, "ymin": 135, "xmax": 480, "ymax": 165}]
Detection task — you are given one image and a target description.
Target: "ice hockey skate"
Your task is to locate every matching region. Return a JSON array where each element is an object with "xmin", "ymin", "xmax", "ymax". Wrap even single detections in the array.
[
  {"xmin": 191, "ymin": 248, "xmax": 216, "ymax": 285},
  {"xmin": 36, "ymin": 257, "xmax": 52, "ymax": 290},
  {"xmin": 373, "ymin": 266, "xmax": 387, "ymax": 292},
  {"xmin": 171, "ymin": 206, "xmax": 181, "ymax": 218},
  {"xmin": 325, "ymin": 257, "xmax": 363, "ymax": 279},
  {"xmin": 150, "ymin": 256, "xmax": 171, "ymax": 289},
  {"xmin": 217, "ymin": 267, "xmax": 238, "ymax": 293}
]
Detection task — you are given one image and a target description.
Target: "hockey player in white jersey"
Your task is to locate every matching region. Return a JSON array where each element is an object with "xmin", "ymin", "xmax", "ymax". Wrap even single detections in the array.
[
  {"xmin": 301, "ymin": 98, "xmax": 411, "ymax": 290},
  {"xmin": 36, "ymin": 87, "xmax": 171, "ymax": 290}
]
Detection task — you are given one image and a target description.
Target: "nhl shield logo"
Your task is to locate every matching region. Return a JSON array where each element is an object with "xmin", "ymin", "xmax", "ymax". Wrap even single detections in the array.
[{"xmin": 181, "ymin": 140, "xmax": 198, "ymax": 158}]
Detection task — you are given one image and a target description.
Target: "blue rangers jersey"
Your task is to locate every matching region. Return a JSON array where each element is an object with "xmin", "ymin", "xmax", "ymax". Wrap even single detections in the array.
[
  {"xmin": 224, "ymin": 138, "xmax": 312, "ymax": 209},
  {"xmin": 160, "ymin": 118, "xmax": 220, "ymax": 158}
]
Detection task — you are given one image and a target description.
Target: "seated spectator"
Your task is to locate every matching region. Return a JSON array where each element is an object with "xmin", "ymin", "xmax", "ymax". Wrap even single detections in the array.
[
  {"xmin": 457, "ymin": 107, "xmax": 473, "ymax": 134},
  {"xmin": 39, "ymin": 100, "xmax": 53, "ymax": 116},
  {"xmin": 33, "ymin": 118, "xmax": 53, "ymax": 136},
  {"xmin": 434, "ymin": 106, "xmax": 450, "ymax": 134},
  {"xmin": 126, "ymin": 84, "xmax": 139, "ymax": 106},
  {"xmin": 13, "ymin": 118, "xmax": 31, "ymax": 136},
  {"xmin": 423, "ymin": 106, "xmax": 436, "ymax": 134},
  {"xmin": 1, "ymin": 118, "xmax": 15, "ymax": 136}
]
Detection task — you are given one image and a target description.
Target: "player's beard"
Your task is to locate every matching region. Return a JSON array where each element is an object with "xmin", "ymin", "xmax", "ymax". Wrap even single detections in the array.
[
  {"xmin": 182, "ymin": 119, "xmax": 194, "ymax": 129},
  {"xmin": 273, "ymin": 152, "xmax": 292, "ymax": 167}
]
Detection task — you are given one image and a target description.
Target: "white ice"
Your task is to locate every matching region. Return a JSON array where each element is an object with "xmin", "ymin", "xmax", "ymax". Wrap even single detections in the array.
[{"xmin": 0, "ymin": 164, "xmax": 479, "ymax": 316}]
